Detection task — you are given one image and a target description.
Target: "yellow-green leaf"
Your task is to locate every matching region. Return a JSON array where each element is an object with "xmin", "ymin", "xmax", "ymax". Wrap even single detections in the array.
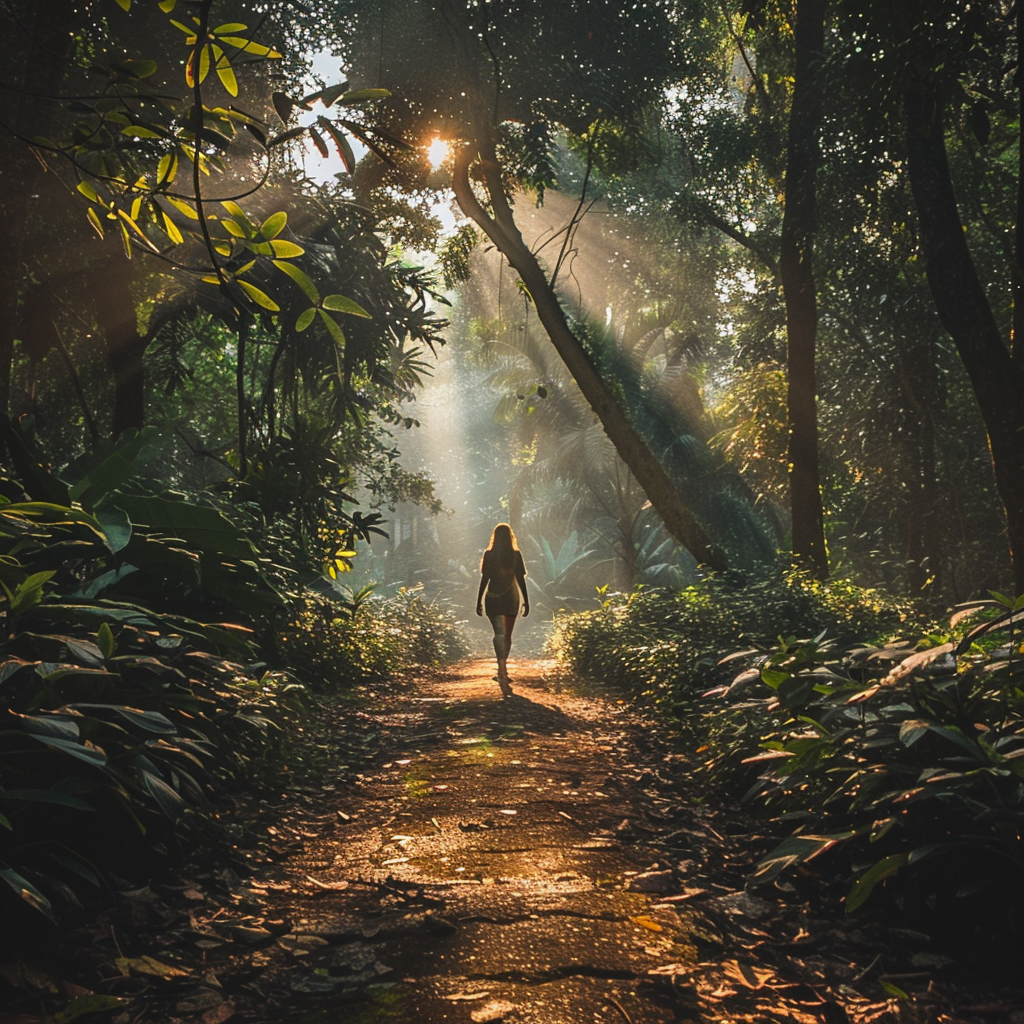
[
  {"xmin": 114, "ymin": 0, "xmax": 131, "ymax": 10},
  {"xmin": 238, "ymin": 280, "xmax": 280, "ymax": 311},
  {"xmin": 77, "ymin": 181, "xmax": 100, "ymax": 203},
  {"xmin": 221, "ymin": 200, "xmax": 248, "ymax": 224},
  {"xmin": 216, "ymin": 36, "xmax": 281, "ymax": 58},
  {"xmin": 269, "ymin": 239, "xmax": 303, "ymax": 258},
  {"xmin": 159, "ymin": 0, "xmax": 176, "ymax": 12},
  {"xmin": 273, "ymin": 259, "xmax": 319, "ymax": 303},
  {"xmin": 318, "ymin": 309, "xmax": 346, "ymax": 346},
  {"xmin": 165, "ymin": 197, "xmax": 198, "ymax": 223},
  {"xmin": 214, "ymin": 48, "xmax": 238, "ymax": 97},
  {"xmin": 156, "ymin": 152, "xmax": 178, "ymax": 187},
  {"xmin": 116, "ymin": 208, "xmax": 152, "ymax": 244},
  {"xmin": 340, "ymin": 88, "xmax": 392, "ymax": 103},
  {"xmin": 296, "ymin": 307, "xmax": 316, "ymax": 332},
  {"xmin": 161, "ymin": 210, "xmax": 183, "ymax": 244},
  {"xmin": 260, "ymin": 210, "xmax": 287, "ymax": 239},
  {"xmin": 86, "ymin": 207, "xmax": 104, "ymax": 238},
  {"xmin": 121, "ymin": 125, "xmax": 162, "ymax": 139},
  {"xmin": 213, "ymin": 22, "xmax": 248, "ymax": 33},
  {"xmin": 322, "ymin": 294, "xmax": 371, "ymax": 317},
  {"xmin": 222, "ymin": 218, "xmax": 247, "ymax": 238}
]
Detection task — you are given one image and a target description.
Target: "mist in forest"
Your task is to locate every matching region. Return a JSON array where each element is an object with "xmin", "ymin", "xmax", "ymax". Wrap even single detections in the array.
[{"xmin": 353, "ymin": 190, "xmax": 708, "ymax": 655}]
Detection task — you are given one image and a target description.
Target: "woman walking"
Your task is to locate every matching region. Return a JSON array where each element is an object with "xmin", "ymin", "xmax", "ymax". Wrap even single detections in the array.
[{"xmin": 476, "ymin": 523, "xmax": 529, "ymax": 697}]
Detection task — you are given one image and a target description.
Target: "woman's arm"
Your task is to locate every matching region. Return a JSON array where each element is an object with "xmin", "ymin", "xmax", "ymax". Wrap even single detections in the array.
[
  {"xmin": 476, "ymin": 555, "xmax": 488, "ymax": 615},
  {"xmin": 516, "ymin": 559, "xmax": 529, "ymax": 616}
]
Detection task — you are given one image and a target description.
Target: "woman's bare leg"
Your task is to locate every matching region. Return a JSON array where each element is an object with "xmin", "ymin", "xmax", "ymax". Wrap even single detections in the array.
[
  {"xmin": 489, "ymin": 615, "xmax": 511, "ymax": 693},
  {"xmin": 502, "ymin": 614, "xmax": 517, "ymax": 660}
]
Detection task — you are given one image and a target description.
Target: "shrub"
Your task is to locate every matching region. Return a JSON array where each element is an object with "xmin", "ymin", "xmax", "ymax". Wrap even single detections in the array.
[
  {"xmin": 547, "ymin": 568, "xmax": 918, "ymax": 716},
  {"xmin": 277, "ymin": 585, "xmax": 469, "ymax": 689},
  {"xmin": 705, "ymin": 594, "xmax": 1024, "ymax": 943}
]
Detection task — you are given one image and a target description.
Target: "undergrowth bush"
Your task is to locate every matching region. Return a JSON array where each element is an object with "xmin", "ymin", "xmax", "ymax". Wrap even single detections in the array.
[
  {"xmin": 278, "ymin": 585, "xmax": 469, "ymax": 688},
  {"xmin": 548, "ymin": 569, "xmax": 919, "ymax": 715},
  {"xmin": 703, "ymin": 594, "xmax": 1024, "ymax": 948}
]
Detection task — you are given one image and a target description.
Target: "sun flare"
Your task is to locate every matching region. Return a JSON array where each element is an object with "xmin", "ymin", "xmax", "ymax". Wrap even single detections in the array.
[{"xmin": 426, "ymin": 137, "xmax": 450, "ymax": 169}]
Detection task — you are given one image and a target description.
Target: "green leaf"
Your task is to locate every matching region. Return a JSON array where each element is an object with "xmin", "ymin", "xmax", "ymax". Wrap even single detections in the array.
[
  {"xmin": 322, "ymin": 294, "xmax": 371, "ymax": 317},
  {"xmin": 45, "ymin": 993, "xmax": 130, "ymax": 1023},
  {"xmin": 751, "ymin": 832, "xmax": 853, "ymax": 885},
  {"xmin": 112, "ymin": 494, "xmax": 258, "ymax": 559},
  {"xmin": 215, "ymin": 51, "xmax": 238, "ymax": 97},
  {"xmin": 3, "ymin": 788, "xmax": 95, "ymax": 812},
  {"xmin": 237, "ymin": 279, "xmax": 280, "ymax": 311},
  {"xmin": 260, "ymin": 210, "xmax": 287, "ymax": 238},
  {"xmin": 0, "ymin": 867, "xmax": 54, "ymax": 919},
  {"xmin": 142, "ymin": 771, "xmax": 187, "ymax": 821},
  {"xmin": 86, "ymin": 207, "xmax": 104, "ymax": 238},
  {"xmin": 29, "ymin": 734, "xmax": 107, "ymax": 767},
  {"xmin": 776, "ymin": 673, "xmax": 816, "ymax": 709},
  {"xmin": 69, "ymin": 704, "xmax": 177, "ymax": 734},
  {"xmin": 295, "ymin": 307, "xmax": 316, "ymax": 332},
  {"xmin": 11, "ymin": 570, "xmax": 55, "ymax": 614},
  {"xmin": 339, "ymin": 88, "xmax": 392, "ymax": 102},
  {"xmin": 165, "ymin": 195, "xmax": 199, "ymax": 220},
  {"xmin": 156, "ymin": 152, "xmax": 178, "ymax": 187},
  {"xmin": 76, "ymin": 180, "xmax": 100, "ymax": 202},
  {"xmin": 161, "ymin": 210, "xmax": 184, "ymax": 245},
  {"xmin": 846, "ymin": 853, "xmax": 908, "ymax": 913},
  {"xmin": 113, "ymin": 0, "xmax": 131, "ymax": 10},
  {"xmin": 97, "ymin": 622, "xmax": 116, "ymax": 659},
  {"xmin": 215, "ymin": 36, "xmax": 281, "ymax": 58},
  {"xmin": 274, "ymin": 259, "xmax": 319, "ymax": 302},
  {"xmin": 318, "ymin": 309, "xmax": 346, "ymax": 347},
  {"xmin": 269, "ymin": 239, "xmax": 304, "ymax": 258}
]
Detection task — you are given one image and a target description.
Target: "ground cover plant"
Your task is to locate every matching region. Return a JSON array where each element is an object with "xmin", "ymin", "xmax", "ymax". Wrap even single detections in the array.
[{"xmin": 0, "ymin": 423, "xmax": 469, "ymax": 930}]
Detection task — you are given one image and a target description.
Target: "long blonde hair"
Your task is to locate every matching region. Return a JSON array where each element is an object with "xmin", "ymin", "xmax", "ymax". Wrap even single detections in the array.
[{"xmin": 481, "ymin": 522, "xmax": 519, "ymax": 571}]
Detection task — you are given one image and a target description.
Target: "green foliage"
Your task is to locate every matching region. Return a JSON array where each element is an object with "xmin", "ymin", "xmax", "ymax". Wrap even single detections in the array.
[
  {"xmin": 701, "ymin": 593, "xmax": 1024, "ymax": 938},
  {"xmin": 548, "ymin": 569, "xmax": 918, "ymax": 713},
  {"xmin": 277, "ymin": 586, "xmax": 469, "ymax": 689},
  {"xmin": 0, "ymin": 454, "xmax": 303, "ymax": 922}
]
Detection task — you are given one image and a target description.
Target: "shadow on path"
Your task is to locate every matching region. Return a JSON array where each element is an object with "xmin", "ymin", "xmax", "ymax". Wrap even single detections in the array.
[{"xmin": 275, "ymin": 658, "xmax": 692, "ymax": 1024}]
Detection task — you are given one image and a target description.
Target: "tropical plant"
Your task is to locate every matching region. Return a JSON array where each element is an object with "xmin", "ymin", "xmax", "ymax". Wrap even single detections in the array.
[{"xmin": 705, "ymin": 593, "xmax": 1024, "ymax": 942}]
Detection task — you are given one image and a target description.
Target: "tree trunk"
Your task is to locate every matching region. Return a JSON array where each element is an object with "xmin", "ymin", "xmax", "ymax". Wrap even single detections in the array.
[
  {"xmin": 0, "ymin": 4, "xmax": 77, "ymax": 413},
  {"xmin": 1013, "ymin": 0, "xmax": 1024, "ymax": 367},
  {"xmin": 452, "ymin": 147, "xmax": 726, "ymax": 571},
  {"xmin": 904, "ymin": 74, "xmax": 1024, "ymax": 594},
  {"xmin": 779, "ymin": 0, "xmax": 828, "ymax": 579},
  {"xmin": 95, "ymin": 254, "xmax": 146, "ymax": 439}
]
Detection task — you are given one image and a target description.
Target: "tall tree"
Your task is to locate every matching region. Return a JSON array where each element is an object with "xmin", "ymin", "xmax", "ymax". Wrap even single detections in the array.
[{"xmin": 779, "ymin": 0, "xmax": 828, "ymax": 578}]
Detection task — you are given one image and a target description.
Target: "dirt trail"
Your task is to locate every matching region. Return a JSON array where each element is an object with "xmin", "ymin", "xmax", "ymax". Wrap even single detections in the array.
[{"xmin": 273, "ymin": 658, "xmax": 696, "ymax": 1023}]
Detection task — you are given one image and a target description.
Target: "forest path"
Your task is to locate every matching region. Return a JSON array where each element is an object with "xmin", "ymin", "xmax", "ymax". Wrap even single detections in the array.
[{"xmin": 274, "ymin": 657, "xmax": 696, "ymax": 1023}]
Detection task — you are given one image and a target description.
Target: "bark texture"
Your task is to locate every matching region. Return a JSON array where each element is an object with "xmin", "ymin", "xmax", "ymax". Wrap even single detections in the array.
[
  {"xmin": 779, "ymin": 0, "xmax": 828, "ymax": 579},
  {"xmin": 904, "ymin": 74, "xmax": 1024, "ymax": 593}
]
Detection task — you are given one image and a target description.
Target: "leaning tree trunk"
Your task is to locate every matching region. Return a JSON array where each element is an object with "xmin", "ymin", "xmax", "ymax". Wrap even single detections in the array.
[
  {"xmin": 779, "ymin": 0, "xmax": 828, "ymax": 579},
  {"xmin": 452, "ymin": 145, "xmax": 726, "ymax": 571},
  {"xmin": 904, "ymin": 73, "xmax": 1024, "ymax": 594}
]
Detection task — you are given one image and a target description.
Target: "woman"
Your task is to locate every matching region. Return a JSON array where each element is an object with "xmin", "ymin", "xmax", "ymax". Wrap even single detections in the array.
[{"xmin": 476, "ymin": 523, "xmax": 529, "ymax": 697}]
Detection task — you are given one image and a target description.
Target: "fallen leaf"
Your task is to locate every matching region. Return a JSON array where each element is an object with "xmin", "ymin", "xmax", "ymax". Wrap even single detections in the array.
[
  {"xmin": 471, "ymin": 1000, "xmax": 516, "ymax": 1022},
  {"xmin": 115, "ymin": 956, "xmax": 188, "ymax": 979},
  {"xmin": 722, "ymin": 959, "xmax": 775, "ymax": 989},
  {"xmin": 632, "ymin": 915, "xmax": 664, "ymax": 933},
  {"xmin": 444, "ymin": 990, "xmax": 491, "ymax": 1002}
]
